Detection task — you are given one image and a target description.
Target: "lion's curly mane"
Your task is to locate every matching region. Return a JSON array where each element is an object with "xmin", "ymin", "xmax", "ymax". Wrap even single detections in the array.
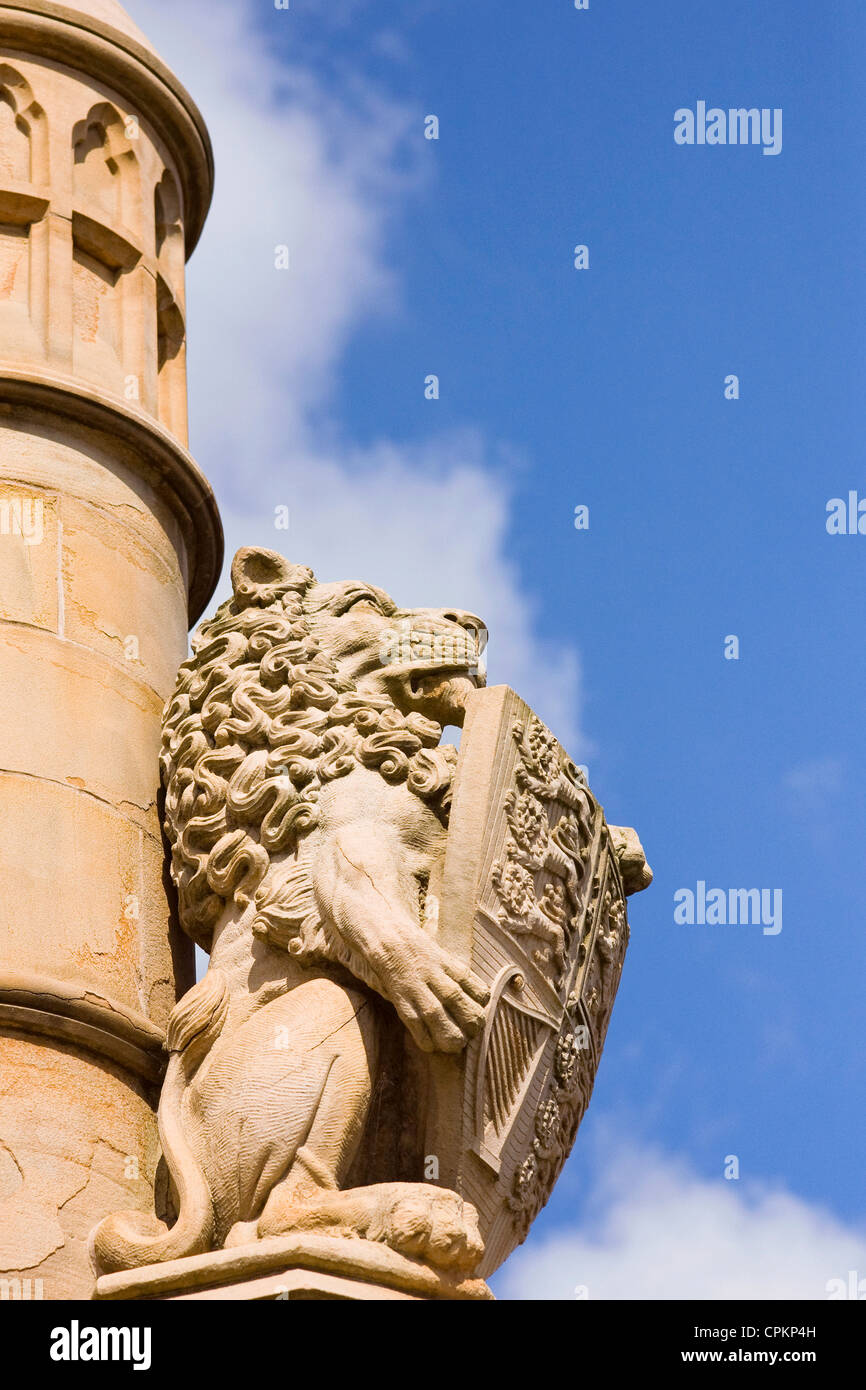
[{"xmin": 161, "ymin": 553, "xmax": 457, "ymax": 962}]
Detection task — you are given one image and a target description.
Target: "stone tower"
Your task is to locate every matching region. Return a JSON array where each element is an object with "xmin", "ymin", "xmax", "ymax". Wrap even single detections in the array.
[{"xmin": 0, "ymin": 0, "xmax": 220, "ymax": 1298}]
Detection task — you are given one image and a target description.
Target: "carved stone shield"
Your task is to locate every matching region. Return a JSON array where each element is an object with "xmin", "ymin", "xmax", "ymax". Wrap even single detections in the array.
[{"xmin": 426, "ymin": 685, "xmax": 630, "ymax": 1276}]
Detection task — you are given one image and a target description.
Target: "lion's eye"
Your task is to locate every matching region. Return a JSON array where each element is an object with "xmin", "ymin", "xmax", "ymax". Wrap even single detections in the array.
[{"xmin": 346, "ymin": 595, "xmax": 380, "ymax": 613}]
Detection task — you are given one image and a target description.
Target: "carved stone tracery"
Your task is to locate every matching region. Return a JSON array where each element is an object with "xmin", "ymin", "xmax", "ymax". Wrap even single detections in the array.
[{"xmin": 476, "ymin": 716, "xmax": 632, "ymax": 1237}]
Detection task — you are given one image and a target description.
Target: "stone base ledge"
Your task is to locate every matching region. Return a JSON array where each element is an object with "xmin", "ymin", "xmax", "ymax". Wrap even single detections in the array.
[
  {"xmin": 93, "ymin": 1233, "xmax": 494, "ymax": 1302},
  {"xmin": 0, "ymin": 968, "xmax": 165, "ymax": 1082}
]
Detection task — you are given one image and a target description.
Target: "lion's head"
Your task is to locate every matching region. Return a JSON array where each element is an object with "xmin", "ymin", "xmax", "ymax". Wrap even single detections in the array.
[{"xmin": 161, "ymin": 547, "xmax": 487, "ymax": 952}]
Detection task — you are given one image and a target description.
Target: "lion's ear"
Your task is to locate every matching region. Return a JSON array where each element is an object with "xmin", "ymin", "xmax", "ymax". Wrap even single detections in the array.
[{"xmin": 230, "ymin": 547, "xmax": 314, "ymax": 608}]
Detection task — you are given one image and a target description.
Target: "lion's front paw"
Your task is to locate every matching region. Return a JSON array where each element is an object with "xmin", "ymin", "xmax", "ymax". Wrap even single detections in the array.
[
  {"xmin": 370, "ymin": 1184, "xmax": 484, "ymax": 1274},
  {"xmin": 388, "ymin": 939, "xmax": 489, "ymax": 1055}
]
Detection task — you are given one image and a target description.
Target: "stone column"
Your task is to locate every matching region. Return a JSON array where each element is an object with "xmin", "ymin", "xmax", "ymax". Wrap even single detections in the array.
[{"xmin": 0, "ymin": 0, "xmax": 220, "ymax": 1298}]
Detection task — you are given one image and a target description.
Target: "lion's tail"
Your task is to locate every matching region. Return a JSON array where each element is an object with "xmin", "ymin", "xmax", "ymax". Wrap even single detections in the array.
[{"xmin": 89, "ymin": 970, "xmax": 230, "ymax": 1277}]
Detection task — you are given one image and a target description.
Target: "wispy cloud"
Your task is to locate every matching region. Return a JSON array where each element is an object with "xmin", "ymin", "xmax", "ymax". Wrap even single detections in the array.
[{"xmin": 495, "ymin": 1140, "xmax": 866, "ymax": 1300}]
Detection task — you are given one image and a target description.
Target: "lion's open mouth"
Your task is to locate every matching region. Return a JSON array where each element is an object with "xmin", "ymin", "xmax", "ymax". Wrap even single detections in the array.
[
  {"xmin": 409, "ymin": 665, "xmax": 478, "ymax": 697},
  {"xmin": 376, "ymin": 618, "xmax": 487, "ymax": 717},
  {"xmin": 381, "ymin": 623, "xmax": 484, "ymax": 675}
]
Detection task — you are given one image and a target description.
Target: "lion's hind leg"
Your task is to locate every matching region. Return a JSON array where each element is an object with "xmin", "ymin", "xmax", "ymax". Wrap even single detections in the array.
[
  {"xmin": 221, "ymin": 976, "xmax": 484, "ymax": 1276},
  {"xmin": 217, "ymin": 977, "xmax": 377, "ymax": 1246}
]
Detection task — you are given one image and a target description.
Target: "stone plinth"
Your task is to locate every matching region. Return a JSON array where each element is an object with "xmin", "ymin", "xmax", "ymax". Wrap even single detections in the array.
[{"xmin": 93, "ymin": 1234, "xmax": 494, "ymax": 1302}]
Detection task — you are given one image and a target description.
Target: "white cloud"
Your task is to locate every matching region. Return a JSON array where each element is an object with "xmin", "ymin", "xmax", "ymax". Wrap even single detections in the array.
[
  {"xmin": 128, "ymin": 0, "xmax": 585, "ymax": 752},
  {"xmin": 133, "ymin": 0, "xmax": 417, "ymax": 463},
  {"xmin": 495, "ymin": 1143, "xmax": 866, "ymax": 1300},
  {"xmin": 218, "ymin": 434, "xmax": 583, "ymax": 750}
]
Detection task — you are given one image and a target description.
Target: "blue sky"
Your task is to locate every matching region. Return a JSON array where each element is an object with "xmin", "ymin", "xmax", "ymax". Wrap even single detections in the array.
[{"xmin": 133, "ymin": 0, "xmax": 866, "ymax": 1296}]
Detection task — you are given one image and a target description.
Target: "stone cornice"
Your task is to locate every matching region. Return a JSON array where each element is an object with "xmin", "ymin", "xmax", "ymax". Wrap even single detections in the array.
[
  {"xmin": 0, "ymin": 369, "xmax": 223, "ymax": 622},
  {"xmin": 0, "ymin": 968, "xmax": 166, "ymax": 1084},
  {"xmin": 0, "ymin": 0, "xmax": 213, "ymax": 255}
]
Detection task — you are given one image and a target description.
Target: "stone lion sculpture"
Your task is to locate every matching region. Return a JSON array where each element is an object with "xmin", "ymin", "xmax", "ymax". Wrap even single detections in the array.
[{"xmin": 91, "ymin": 546, "xmax": 498, "ymax": 1278}]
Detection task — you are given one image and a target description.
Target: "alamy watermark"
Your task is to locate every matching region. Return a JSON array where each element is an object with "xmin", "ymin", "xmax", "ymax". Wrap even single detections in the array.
[
  {"xmin": 826, "ymin": 492, "xmax": 866, "ymax": 534},
  {"xmin": 674, "ymin": 103, "xmax": 782, "ymax": 157},
  {"xmin": 1, "ymin": 1276, "xmax": 43, "ymax": 1299},
  {"xmin": 826, "ymin": 1270, "xmax": 865, "ymax": 1300},
  {"xmin": 49, "ymin": 1321, "xmax": 151, "ymax": 1370},
  {"xmin": 674, "ymin": 881, "xmax": 782, "ymax": 935},
  {"xmin": 0, "ymin": 495, "xmax": 43, "ymax": 545}
]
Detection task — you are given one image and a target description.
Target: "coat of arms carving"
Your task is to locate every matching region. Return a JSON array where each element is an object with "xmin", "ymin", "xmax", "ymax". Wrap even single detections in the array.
[{"xmin": 427, "ymin": 685, "xmax": 650, "ymax": 1276}]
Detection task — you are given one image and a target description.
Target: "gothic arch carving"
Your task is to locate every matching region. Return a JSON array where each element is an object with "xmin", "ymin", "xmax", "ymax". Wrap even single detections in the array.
[
  {"xmin": 70, "ymin": 103, "xmax": 146, "ymax": 395},
  {"xmin": 0, "ymin": 64, "xmax": 47, "ymax": 187},
  {"xmin": 154, "ymin": 168, "xmax": 182, "ymax": 266},
  {"xmin": 72, "ymin": 101, "xmax": 140, "ymax": 234},
  {"xmin": 0, "ymin": 65, "xmax": 48, "ymax": 360}
]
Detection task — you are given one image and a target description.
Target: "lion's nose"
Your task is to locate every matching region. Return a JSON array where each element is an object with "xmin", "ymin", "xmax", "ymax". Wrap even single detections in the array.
[{"xmin": 433, "ymin": 609, "xmax": 488, "ymax": 648}]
